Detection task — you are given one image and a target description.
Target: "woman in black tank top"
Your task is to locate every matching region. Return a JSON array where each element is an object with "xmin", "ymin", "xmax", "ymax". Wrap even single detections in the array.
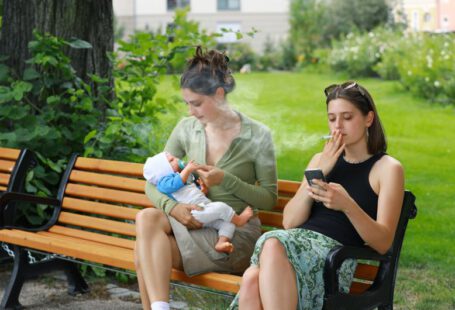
[{"xmin": 230, "ymin": 81, "xmax": 405, "ymax": 310}]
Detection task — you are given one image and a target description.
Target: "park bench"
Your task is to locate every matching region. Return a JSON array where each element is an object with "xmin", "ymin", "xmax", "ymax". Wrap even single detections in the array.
[
  {"xmin": 0, "ymin": 153, "xmax": 416, "ymax": 309},
  {"xmin": 0, "ymin": 147, "xmax": 36, "ymax": 264}
]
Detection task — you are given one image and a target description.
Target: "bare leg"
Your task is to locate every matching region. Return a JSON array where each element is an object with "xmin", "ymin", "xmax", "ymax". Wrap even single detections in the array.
[
  {"xmin": 215, "ymin": 236, "xmax": 234, "ymax": 253},
  {"xmin": 259, "ymin": 238, "xmax": 298, "ymax": 310},
  {"xmin": 231, "ymin": 206, "xmax": 254, "ymax": 226},
  {"xmin": 238, "ymin": 266, "xmax": 263, "ymax": 310},
  {"xmin": 134, "ymin": 208, "xmax": 183, "ymax": 309}
]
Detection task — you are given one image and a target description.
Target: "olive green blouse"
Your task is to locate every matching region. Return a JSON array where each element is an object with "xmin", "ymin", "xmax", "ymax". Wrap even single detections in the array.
[{"xmin": 145, "ymin": 111, "xmax": 278, "ymax": 215}]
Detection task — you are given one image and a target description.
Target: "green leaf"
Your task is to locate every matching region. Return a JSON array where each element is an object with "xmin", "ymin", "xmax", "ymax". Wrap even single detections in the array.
[
  {"xmin": 0, "ymin": 64, "xmax": 9, "ymax": 82},
  {"xmin": 84, "ymin": 130, "xmax": 97, "ymax": 144},
  {"xmin": 235, "ymin": 31, "xmax": 243, "ymax": 40},
  {"xmin": 67, "ymin": 39, "xmax": 92, "ymax": 49},
  {"xmin": 46, "ymin": 95, "xmax": 61, "ymax": 104},
  {"xmin": 23, "ymin": 67, "xmax": 41, "ymax": 80}
]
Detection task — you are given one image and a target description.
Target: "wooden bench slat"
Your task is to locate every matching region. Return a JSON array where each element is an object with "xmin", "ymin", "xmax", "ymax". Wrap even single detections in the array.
[
  {"xmin": 171, "ymin": 269, "xmax": 241, "ymax": 293},
  {"xmin": 0, "ymin": 228, "xmax": 134, "ymax": 270},
  {"xmin": 258, "ymin": 211, "xmax": 283, "ymax": 227},
  {"xmin": 48, "ymin": 225, "xmax": 135, "ymax": 250},
  {"xmin": 0, "ymin": 172, "xmax": 11, "ymax": 186},
  {"xmin": 69, "ymin": 170, "xmax": 145, "ymax": 193},
  {"xmin": 65, "ymin": 183, "xmax": 153, "ymax": 208},
  {"xmin": 278, "ymin": 179, "xmax": 301, "ymax": 195},
  {"xmin": 74, "ymin": 157, "xmax": 144, "ymax": 177},
  {"xmin": 0, "ymin": 160, "xmax": 15, "ymax": 173},
  {"xmin": 58, "ymin": 211, "xmax": 136, "ymax": 237},
  {"xmin": 353, "ymin": 263, "xmax": 379, "ymax": 281},
  {"xmin": 0, "ymin": 185, "xmax": 7, "ymax": 191},
  {"xmin": 0, "ymin": 147, "xmax": 20, "ymax": 160},
  {"xmin": 62, "ymin": 197, "xmax": 140, "ymax": 221},
  {"xmin": 349, "ymin": 281, "xmax": 372, "ymax": 294}
]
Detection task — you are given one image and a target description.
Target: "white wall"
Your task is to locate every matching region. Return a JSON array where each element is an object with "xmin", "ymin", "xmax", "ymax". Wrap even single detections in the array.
[
  {"xmin": 113, "ymin": 0, "xmax": 134, "ymax": 16},
  {"xmin": 192, "ymin": 0, "xmax": 216, "ymax": 13},
  {"xmin": 242, "ymin": 0, "xmax": 290, "ymax": 13},
  {"xmin": 136, "ymin": 0, "xmax": 166, "ymax": 15}
]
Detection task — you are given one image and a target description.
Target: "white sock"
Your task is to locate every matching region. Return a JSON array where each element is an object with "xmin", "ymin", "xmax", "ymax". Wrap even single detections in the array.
[{"xmin": 151, "ymin": 301, "xmax": 170, "ymax": 310}]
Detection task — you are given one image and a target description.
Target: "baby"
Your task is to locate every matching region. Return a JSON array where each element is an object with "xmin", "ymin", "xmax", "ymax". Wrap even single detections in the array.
[{"xmin": 143, "ymin": 151, "xmax": 253, "ymax": 253}]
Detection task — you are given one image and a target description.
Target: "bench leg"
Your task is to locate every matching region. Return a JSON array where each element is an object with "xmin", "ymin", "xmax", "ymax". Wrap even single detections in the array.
[
  {"xmin": 61, "ymin": 261, "xmax": 89, "ymax": 295},
  {"xmin": 0, "ymin": 246, "xmax": 27, "ymax": 309},
  {"xmin": 1, "ymin": 246, "xmax": 89, "ymax": 310}
]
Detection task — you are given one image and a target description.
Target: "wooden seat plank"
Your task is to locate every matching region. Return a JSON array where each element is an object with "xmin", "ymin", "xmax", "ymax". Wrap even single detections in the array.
[
  {"xmin": 69, "ymin": 170, "xmax": 146, "ymax": 193},
  {"xmin": 62, "ymin": 197, "xmax": 139, "ymax": 221},
  {"xmin": 48, "ymin": 225, "xmax": 134, "ymax": 250},
  {"xmin": 0, "ymin": 172, "xmax": 11, "ymax": 186},
  {"xmin": 58, "ymin": 211, "xmax": 136, "ymax": 237},
  {"xmin": 349, "ymin": 281, "xmax": 372, "ymax": 294},
  {"xmin": 0, "ymin": 160, "xmax": 15, "ymax": 173},
  {"xmin": 277, "ymin": 179, "xmax": 301, "ymax": 195},
  {"xmin": 65, "ymin": 183, "xmax": 153, "ymax": 208},
  {"xmin": 0, "ymin": 147, "xmax": 20, "ymax": 160},
  {"xmin": 0, "ymin": 229, "xmax": 134, "ymax": 270},
  {"xmin": 258, "ymin": 211, "xmax": 283, "ymax": 227},
  {"xmin": 0, "ymin": 185, "xmax": 6, "ymax": 191},
  {"xmin": 353, "ymin": 263, "xmax": 379, "ymax": 281},
  {"xmin": 74, "ymin": 157, "xmax": 144, "ymax": 177}
]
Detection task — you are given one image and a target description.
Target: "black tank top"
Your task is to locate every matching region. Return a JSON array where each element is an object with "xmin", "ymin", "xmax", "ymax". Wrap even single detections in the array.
[{"xmin": 300, "ymin": 152, "xmax": 385, "ymax": 246}]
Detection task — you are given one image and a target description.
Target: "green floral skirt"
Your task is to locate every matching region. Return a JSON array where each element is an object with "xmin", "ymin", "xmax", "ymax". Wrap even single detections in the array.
[{"xmin": 228, "ymin": 228, "xmax": 356, "ymax": 310}]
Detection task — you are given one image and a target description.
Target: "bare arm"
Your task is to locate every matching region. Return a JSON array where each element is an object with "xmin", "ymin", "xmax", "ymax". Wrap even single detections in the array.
[
  {"xmin": 308, "ymin": 156, "xmax": 405, "ymax": 254},
  {"xmin": 284, "ymin": 131, "xmax": 345, "ymax": 228}
]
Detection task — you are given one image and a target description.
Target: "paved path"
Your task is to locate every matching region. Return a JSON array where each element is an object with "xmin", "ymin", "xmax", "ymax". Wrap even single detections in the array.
[{"xmin": 0, "ymin": 260, "xmax": 232, "ymax": 309}]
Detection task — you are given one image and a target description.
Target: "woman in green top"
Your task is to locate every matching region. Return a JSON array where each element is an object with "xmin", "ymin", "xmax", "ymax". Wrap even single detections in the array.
[{"xmin": 134, "ymin": 46, "xmax": 278, "ymax": 310}]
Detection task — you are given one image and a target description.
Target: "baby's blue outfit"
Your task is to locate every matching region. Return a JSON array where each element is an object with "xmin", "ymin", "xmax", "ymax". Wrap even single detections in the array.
[{"xmin": 157, "ymin": 173, "xmax": 236, "ymax": 239}]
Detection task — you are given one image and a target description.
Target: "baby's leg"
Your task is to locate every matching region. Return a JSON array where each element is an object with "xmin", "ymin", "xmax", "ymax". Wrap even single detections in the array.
[
  {"xmin": 231, "ymin": 206, "xmax": 254, "ymax": 226},
  {"xmin": 191, "ymin": 202, "xmax": 235, "ymax": 223},
  {"xmin": 211, "ymin": 220, "xmax": 235, "ymax": 254},
  {"xmin": 215, "ymin": 236, "xmax": 234, "ymax": 254}
]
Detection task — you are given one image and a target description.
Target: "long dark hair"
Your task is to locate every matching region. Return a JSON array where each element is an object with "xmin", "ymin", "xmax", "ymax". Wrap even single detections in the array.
[
  {"xmin": 180, "ymin": 46, "xmax": 235, "ymax": 96},
  {"xmin": 325, "ymin": 81, "xmax": 387, "ymax": 154}
]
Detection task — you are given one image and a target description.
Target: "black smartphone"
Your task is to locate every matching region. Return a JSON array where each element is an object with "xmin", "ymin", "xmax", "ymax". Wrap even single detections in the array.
[{"xmin": 304, "ymin": 169, "xmax": 326, "ymax": 188}]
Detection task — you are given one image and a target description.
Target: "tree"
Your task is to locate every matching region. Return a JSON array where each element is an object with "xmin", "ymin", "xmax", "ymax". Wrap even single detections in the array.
[
  {"xmin": 0, "ymin": 0, "xmax": 113, "ymax": 87},
  {"xmin": 324, "ymin": 0, "xmax": 391, "ymax": 40}
]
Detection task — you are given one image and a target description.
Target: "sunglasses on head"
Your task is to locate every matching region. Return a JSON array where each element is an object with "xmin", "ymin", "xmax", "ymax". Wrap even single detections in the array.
[{"xmin": 324, "ymin": 81, "xmax": 366, "ymax": 98}]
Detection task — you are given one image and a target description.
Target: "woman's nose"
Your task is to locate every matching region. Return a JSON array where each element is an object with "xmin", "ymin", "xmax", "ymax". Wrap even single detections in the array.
[{"xmin": 335, "ymin": 118, "xmax": 343, "ymax": 129}]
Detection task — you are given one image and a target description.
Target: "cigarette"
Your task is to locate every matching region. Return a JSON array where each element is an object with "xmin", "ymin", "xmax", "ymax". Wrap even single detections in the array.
[{"xmin": 321, "ymin": 135, "xmax": 332, "ymax": 140}]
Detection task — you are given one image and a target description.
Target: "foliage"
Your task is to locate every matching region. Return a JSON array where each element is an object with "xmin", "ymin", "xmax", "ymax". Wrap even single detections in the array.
[
  {"xmin": 216, "ymin": 42, "xmax": 257, "ymax": 72},
  {"xmin": 0, "ymin": 8, "xmax": 222, "ymax": 225},
  {"xmin": 327, "ymin": 27, "xmax": 401, "ymax": 77},
  {"xmin": 326, "ymin": 27, "xmax": 455, "ymax": 104},
  {"xmin": 289, "ymin": 0, "xmax": 328, "ymax": 62},
  {"xmin": 324, "ymin": 0, "xmax": 392, "ymax": 40},
  {"xmin": 391, "ymin": 32, "xmax": 455, "ymax": 104},
  {"xmin": 85, "ymin": 8, "xmax": 219, "ymax": 162}
]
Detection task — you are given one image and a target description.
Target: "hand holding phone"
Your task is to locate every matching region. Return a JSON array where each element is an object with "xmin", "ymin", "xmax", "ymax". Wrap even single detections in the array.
[{"xmin": 304, "ymin": 169, "xmax": 326, "ymax": 190}]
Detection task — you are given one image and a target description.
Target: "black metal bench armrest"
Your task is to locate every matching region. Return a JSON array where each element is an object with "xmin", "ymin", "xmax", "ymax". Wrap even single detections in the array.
[
  {"xmin": 0, "ymin": 191, "xmax": 61, "ymax": 231},
  {"xmin": 324, "ymin": 245, "xmax": 389, "ymax": 295}
]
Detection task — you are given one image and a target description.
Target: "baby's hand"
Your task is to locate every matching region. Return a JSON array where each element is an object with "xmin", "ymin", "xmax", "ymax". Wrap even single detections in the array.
[{"xmin": 186, "ymin": 160, "xmax": 200, "ymax": 171}]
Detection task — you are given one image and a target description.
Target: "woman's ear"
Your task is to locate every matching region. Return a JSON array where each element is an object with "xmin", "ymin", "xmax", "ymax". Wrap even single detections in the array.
[
  {"xmin": 366, "ymin": 111, "xmax": 374, "ymax": 127},
  {"xmin": 214, "ymin": 87, "xmax": 225, "ymax": 100}
]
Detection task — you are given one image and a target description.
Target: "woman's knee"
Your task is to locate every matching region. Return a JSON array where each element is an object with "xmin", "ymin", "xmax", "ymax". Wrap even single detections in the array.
[
  {"xmin": 260, "ymin": 238, "xmax": 287, "ymax": 262},
  {"xmin": 135, "ymin": 208, "xmax": 167, "ymax": 234},
  {"xmin": 241, "ymin": 266, "xmax": 260, "ymax": 292}
]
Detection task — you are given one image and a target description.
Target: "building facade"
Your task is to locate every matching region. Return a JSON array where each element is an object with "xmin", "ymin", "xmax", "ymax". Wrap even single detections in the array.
[
  {"xmin": 395, "ymin": 0, "xmax": 455, "ymax": 32},
  {"xmin": 113, "ymin": 0, "xmax": 290, "ymax": 53}
]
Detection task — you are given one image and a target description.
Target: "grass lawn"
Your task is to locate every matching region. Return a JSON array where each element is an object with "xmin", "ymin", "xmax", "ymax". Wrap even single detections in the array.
[{"xmin": 158, "ymin": 71, "xmax": 455, "ymax": 309}]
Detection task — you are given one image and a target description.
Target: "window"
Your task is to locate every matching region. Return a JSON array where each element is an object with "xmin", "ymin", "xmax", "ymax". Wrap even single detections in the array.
[
  {"xmin": 218, "ymin": 0, "xmax": 240, "ymax": 11},
  {"xmin": 424, "ymin": 12, "xmax": 431, "ymax": 23},
  {"xmin": 167, "ymin": 0, "xmax": 190, "ymax": 11},
  {"xmin": 412, "ymin": 11, "xmax": 419, "ymax": 30}
]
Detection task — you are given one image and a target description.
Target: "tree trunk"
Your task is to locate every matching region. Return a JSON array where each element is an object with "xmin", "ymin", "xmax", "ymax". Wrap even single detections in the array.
[{"xmin": 0, "ymin": 0, "xmax": 113, "ymax": 89}]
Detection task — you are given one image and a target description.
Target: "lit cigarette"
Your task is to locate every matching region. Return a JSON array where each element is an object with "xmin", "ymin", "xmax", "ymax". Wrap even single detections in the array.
[{"xmin": 322, "ymin": 135, "xmax": 332, "ymax": 140}]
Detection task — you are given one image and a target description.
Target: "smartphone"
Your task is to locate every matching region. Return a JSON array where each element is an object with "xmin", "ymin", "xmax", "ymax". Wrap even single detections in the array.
[{"xmin": 304, "ymin": 168, "xmax": 326, "ymax": 188}]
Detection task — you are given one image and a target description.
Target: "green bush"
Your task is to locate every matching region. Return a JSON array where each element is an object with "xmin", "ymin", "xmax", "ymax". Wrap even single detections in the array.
[
  {"xmin": 327, "ymin": 27, "xmax": 401, "ymax": 77},
  {"xmin": 393, "ymin": 33, "xmax": 455, "ymax": 104}
]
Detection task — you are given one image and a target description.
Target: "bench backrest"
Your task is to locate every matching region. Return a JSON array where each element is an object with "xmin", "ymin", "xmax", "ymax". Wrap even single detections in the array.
[{"xmin": 0, "ymin": 148, "xmax": 36, "ymax": 227}]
